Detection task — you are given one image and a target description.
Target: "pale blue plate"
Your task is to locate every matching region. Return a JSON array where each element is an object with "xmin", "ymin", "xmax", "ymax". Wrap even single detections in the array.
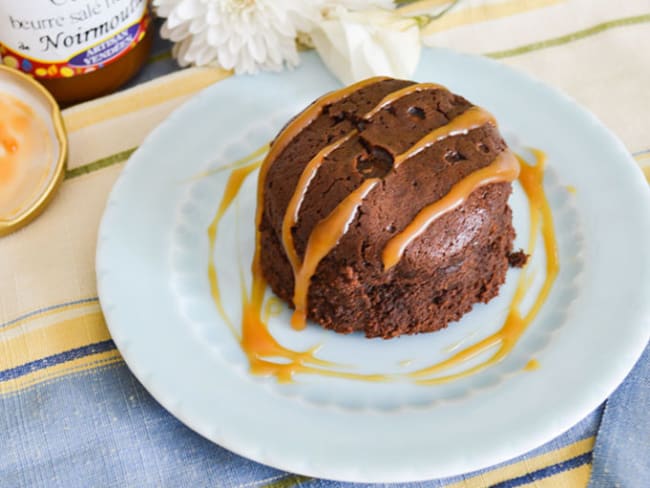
[{"xmin": 97, "ymin": 50, "xmax": 650, "ymax": 482}]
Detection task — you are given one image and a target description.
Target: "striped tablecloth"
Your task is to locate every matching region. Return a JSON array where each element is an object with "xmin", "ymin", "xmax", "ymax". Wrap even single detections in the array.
[{"xmin": 1, "ymin": 1, "xmax": 649, "ymax": 486}]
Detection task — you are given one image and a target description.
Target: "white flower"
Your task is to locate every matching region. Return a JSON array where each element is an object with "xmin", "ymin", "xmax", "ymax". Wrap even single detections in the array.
[
  {"xmin": 310, "ymin": 6, "xmax": 421, "ymax": 85},
  {"xmin": 154, "ymin": 0, "xmax": 422, "ymax": 82},
  {"xmin": 154, "ymin": 0, "xmax": 321, "ymax": 73},
  {"xmin": 327, "ymin": 0, "xmax": 394, "ymax": 9}
]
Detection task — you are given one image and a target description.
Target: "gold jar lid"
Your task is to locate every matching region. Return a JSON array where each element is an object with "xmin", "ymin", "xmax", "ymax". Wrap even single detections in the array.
[{"xmin": 0, "ymin": 65, "xmax": 67, "ymax": 237}]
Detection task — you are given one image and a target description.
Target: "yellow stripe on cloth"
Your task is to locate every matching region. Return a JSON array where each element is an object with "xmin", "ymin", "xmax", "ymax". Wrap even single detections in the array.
[
  {"xmin": 0, "ymin": 309, "xmax": 109, "ymax": 371},
  {"xmin": 422, "ymin": 0, "xmax": 564, "ymax": 35},
  {"xmin": 519, "ymin": 464, "xmax": 590, "ymax": 487},
  {"xmin": 0, "ymin": 301, "xmax": 119, "ymax": 395},
  {"xmin": 264, "ymin": 436, "xmax": 593, "ymax": 488},
  {"xmin": 63, "ymin": 66, "xmax": 231, "ymax": 133},
  {"xmin": 445, "ymin": 436, "xmax": 594, "ymax": 487},
  {"xmin": 0, "ymin": 299, "xmax": 99, "ymax": 335}
]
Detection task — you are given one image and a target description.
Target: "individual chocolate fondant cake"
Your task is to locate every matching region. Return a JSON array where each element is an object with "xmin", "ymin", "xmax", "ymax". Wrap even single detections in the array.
[{"xmin": 256, "ymin": 77, "xmax": 524, "ymax": 339}]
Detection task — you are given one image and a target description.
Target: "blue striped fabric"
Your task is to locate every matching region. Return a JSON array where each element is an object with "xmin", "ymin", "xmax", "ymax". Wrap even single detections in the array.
[
  {"xmin": 490, "ymin": 453, "xmax": 592, "ymax": 488},
  {"xmin": 0, "ymin": 361, "xmax": 603, "ymax": 487},
  {"xmin": 589, "ymin": 345, "xmax": 650, "ymax": 488},
  {"xmin": 0, "ymin": 364, "xmax": 284, "ymax": 487},
  {"xmin": 0, "ymin": 340, "xmax": 116, "ymax": 382}
]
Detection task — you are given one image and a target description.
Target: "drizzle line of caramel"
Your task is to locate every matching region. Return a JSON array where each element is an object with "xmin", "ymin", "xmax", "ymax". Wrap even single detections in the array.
[
  {"xmin": 241, "ymin": 240, "xmax": 386, "ymax": 383},
  {"xmin": 383, "ymin": 149, "xmax": 521, "ymax": 270},
  {"xmin": 281, "ymin": 130, "xmax": 357, "ymax": 272},
  {"xmin": 277, "ymin": 80, "xmax": 451, "ymax": 271},
  {"xmin": 253, "ymin": 76, "xmax": 389, "ymax": 311},
  {"xmin": 290, "ymin": 179, "xmax": 379, "ymax": 331},
  {"xmin": 233, "ymin": 77, "xmax": 395, "ymax": 382},
  {"xmin": 207, "ymin": 161, "xmax": 263, "ymax": 336},
  {"xmin": 192, "ymin": 143, "xmax": 269, "ymax": 182},
  {"xmin": 207, "ymin": 148, "xmax": 388, "ymax": 383},
  {"xmin": 207, "ymin": 77, "xmax": 556, "ymax": 383},
  {"xmin": 205, "ymin": 146, "xmax": 556, "ymax": 384},
  {"xmin": 394, "ymin": 106, "xmax": 496, "ymax": 167},
  {"xmin": 279, "ymin": 89, "xmax": 493, "ymax": 330},
  {"xmin": 262, "ymin": 77, "xmax": 390, "ymax": 172},
  {"xmin": 362, "ymin": 82, "xmax": 448, "ymax": 119},
  {"xmin": 207, "ymin": 151, "xmax": 344, "ymax": 381},
  {"xmin": 255, "ymin": 77, "xmax": 388, "ymax": 237},
  {"xmin": 411, "ymin": 149, "xmax": 558, "ymax": 385}
]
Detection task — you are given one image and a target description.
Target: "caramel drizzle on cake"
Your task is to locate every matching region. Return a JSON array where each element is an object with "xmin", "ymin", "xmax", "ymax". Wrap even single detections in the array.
[
  {"xmin": 255, "ymin": 76, "xmax": 390, "ymax": 242},
  {"xmin": 383, "ymin": 150, "xmax": 520, "ymax": 270},
  {"xmin": 282, "ymin": 130, "xmax": 358, "ymax": 273},
  {"xmin": 393, "ymin": 106, "xmax": 496, "ymax": 167},
  {"xmin": 410, "ymin": 149, "xmax": 558, "ymax": 384},
  {"xmin": 253, "ymin": 76, "xmax": 389, "ymax": 279},
  {"xmin": 252, "ymin": 76, "xmax": 390, "ymax": 337},
  {"xmin": 281, "ymin": 105, "xmax": 498, "ymax": 276},
  {"xmin": 259, "ymin": 79, "xmax": 518, "ymax": 329},
  {"xmin": 363, "ymin": 82, "xmax": 447, "ymax": 119},
  {"xmin": 205, "ymin": 136, "xmax": 557, "ymax": 383},
  {"xmin": 290, "ymin": 179, "xmax": 379, "ymax": 330},
  {"xmin": 208, "ymin": 146, "xmax": 387, "ymax": 383}
]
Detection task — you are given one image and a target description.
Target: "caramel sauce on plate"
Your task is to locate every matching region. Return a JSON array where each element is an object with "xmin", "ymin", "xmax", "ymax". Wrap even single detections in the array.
[
  {"xmin": 206, "ymin": 145, "xmax": 555, "ymax": 384},
  {"xmin": 207, "ymin": 161, "xmax": 262, "ymax": 336},
  {"xmin": 410, "ymin": 150, "xmax": 558, "ymax": 385},
  {"xmin": 204, "ymin": 81, "xmax": 558, "ymax": 385},
  {"xmin": 207, "ymin": 146, "xmax": 386, "ymax": 383},
  {"xmin": 524, "ymin": 359, "xmax": 540, "ymax": 371}
]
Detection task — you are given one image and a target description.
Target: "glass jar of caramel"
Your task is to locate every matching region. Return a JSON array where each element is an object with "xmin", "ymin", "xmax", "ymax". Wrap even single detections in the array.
[{"xmin": 0, "ymin": 1, "xmax": 152, "ymax": 106}]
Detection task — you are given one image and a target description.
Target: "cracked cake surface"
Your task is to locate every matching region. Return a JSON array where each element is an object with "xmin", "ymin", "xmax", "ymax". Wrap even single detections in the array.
[{"xmin": 257, "ymin": 77, "xmax": 523, "ymax": 338}]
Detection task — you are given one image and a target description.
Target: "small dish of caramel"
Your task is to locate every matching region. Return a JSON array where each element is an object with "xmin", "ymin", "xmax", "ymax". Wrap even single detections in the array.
[{"xmin": 0, "ymin": 65, "xmax": 67, "ymax": 237}]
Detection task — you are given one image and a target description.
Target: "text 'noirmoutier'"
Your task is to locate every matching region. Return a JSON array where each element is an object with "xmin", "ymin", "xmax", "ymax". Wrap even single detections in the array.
[{"xmin": 8, "ymin": 0, "xmax": 145, "ymax": 53}]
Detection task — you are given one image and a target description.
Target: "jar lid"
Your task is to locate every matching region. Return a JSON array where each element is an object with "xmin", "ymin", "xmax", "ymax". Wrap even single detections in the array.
[{"xmin": 0, "ymin": 65, "xmax": 67, "ymax": 237}]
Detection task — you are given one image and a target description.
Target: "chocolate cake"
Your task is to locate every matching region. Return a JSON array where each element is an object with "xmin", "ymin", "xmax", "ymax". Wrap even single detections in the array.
[{"xmin": 256, "ymin": 77, "xmax": 524, "ymax": 339}]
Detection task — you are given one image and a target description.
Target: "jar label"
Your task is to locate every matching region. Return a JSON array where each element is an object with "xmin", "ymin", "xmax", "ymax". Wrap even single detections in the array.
[{"xmin": 0, "ymin": 0, "xmax": 148, "ymax": 78}]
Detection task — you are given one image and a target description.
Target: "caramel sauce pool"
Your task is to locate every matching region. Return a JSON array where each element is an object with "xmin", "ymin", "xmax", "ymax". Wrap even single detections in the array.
[
  {"xmin": 205, "ymin": 145, "xmax": 556, "ymax": 385},
  {"xmin": 0, "ymin": 94, "xmax": 53, "ymax": 221},
  {"xmin": 206, "ymin": 144, "xmax": 386, "ymax": 384},
  {"xmin": 204, "ymin": 79, "xmax": 557, "ymax": 384},
  {"xmin": 410, "ymin": 150, "xmax": 558, "ymax": 385}
]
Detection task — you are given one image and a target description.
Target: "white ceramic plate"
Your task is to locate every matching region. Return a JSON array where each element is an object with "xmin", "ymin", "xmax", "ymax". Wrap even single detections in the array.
[{"xmin": 97, "ymin": 50, "xmax": 650, "ymax": 482}]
